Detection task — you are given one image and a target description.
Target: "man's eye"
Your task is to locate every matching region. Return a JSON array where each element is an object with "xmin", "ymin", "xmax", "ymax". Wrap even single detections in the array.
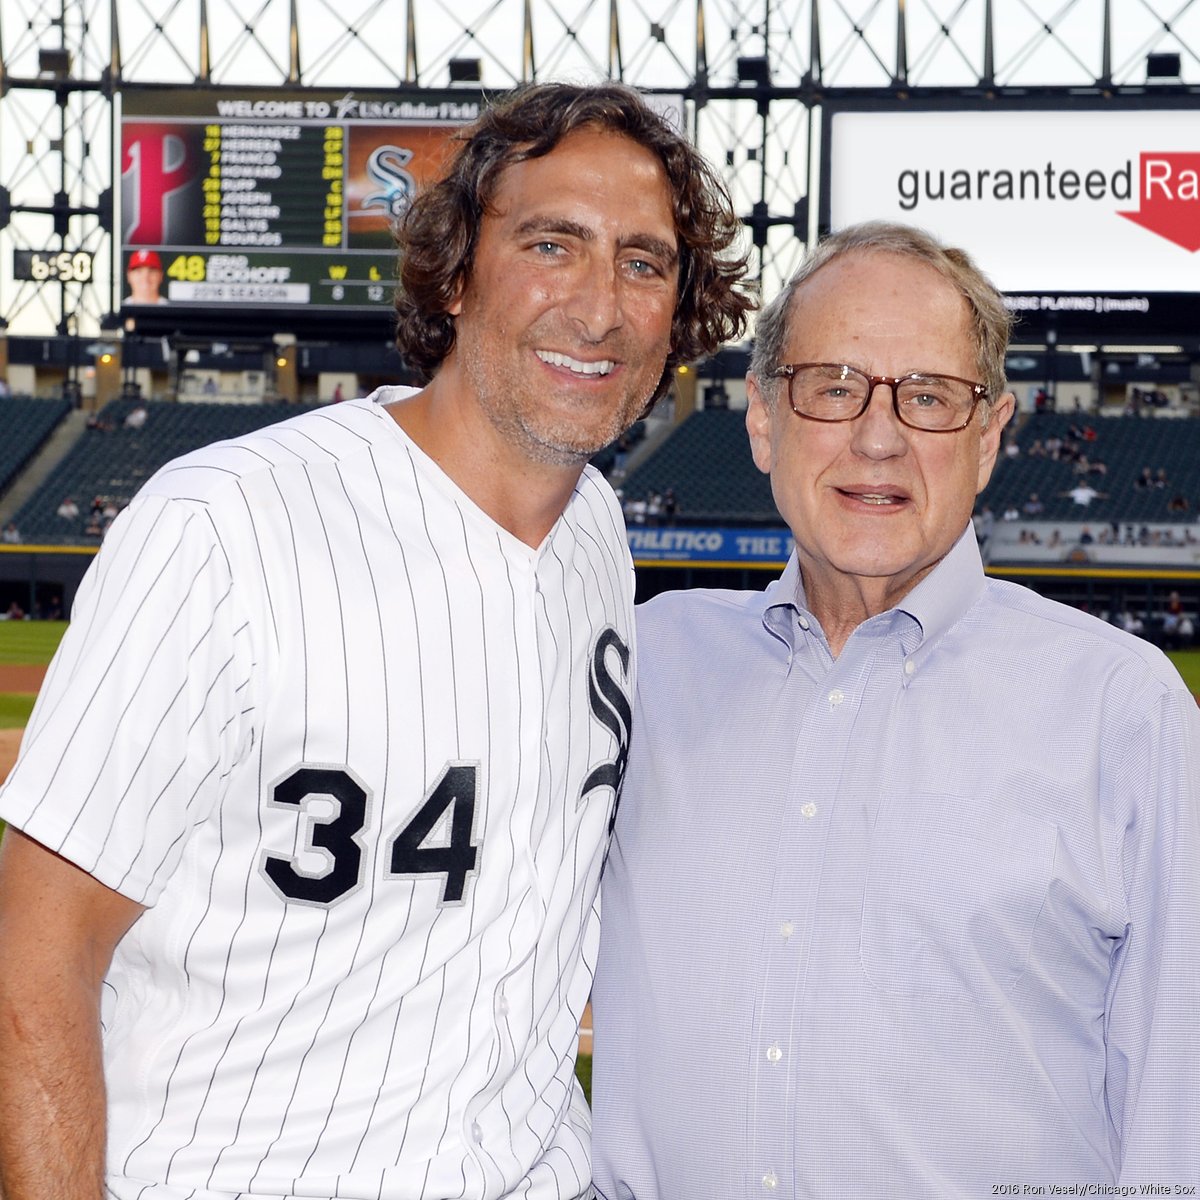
[
  {"xmin": 534, "ymin": 241, "xmax": 564, "ymax": 256},
  {"xmin": 626, "ymin": 258, "xmax": 662, "ymax": 277}
]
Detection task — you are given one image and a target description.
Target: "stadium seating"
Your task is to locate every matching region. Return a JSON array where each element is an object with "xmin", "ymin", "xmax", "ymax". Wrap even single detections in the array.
[
  {"xmin": 13, "ymin": 398, "xmax": 318, "ymax": 544},
  {"xmin": 617, "ymin": 408, "xmax": 777, "ymax": 523},
  {"xmin": 0, "ymin": 395, "xmax": 72, "ymax": 501},
  {"xmin": 979, "ymin": 413, "xmax": 1200, "ymax": 525}
]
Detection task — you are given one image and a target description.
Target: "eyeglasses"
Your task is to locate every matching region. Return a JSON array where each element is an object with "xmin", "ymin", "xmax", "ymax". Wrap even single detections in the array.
[{"xmin": 769, "ymin": 362, "xmax": 989, "ymax": 433}]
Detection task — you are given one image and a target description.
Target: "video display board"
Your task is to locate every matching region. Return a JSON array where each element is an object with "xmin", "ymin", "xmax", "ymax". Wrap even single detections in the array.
[
  {"xmin": 119, "ymin": 88, "xmax": 479, "ymax": 313},
  {"xmin": 825, "ymin": 103, "xmax": 1200, "ymax": 332}
]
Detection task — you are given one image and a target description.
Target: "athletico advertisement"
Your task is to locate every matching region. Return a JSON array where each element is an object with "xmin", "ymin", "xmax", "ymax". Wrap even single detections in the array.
[
  {"xmin": 827, "ymin": 107, "xmax": 1200, "ymax": 295},
  {"xmin": 119, "ymin": 88, "xmax": 479, "ymax": 313}
]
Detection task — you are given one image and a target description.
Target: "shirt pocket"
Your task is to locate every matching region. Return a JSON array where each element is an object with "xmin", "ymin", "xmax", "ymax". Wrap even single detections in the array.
[{"xmin": 859, "ymin": 791, "xmax": 1058, "ymax": 1008}]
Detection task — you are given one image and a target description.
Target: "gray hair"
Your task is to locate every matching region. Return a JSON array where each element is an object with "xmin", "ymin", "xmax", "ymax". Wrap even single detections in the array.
[{"xmin": 749, "ymin": 221, "xmax": 1012, "ymax": 414}]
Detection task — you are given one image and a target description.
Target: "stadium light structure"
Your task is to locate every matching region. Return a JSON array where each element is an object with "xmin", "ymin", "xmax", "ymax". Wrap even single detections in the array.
[
  {"xmin": 1146, "ymin": 52, "xmax": 1182, "ymax": 81},
  {"xmin": 736, "ymin": 56, "xmax": 770, "ymax": 85},
  {"xmin": 37, "ymin": 48, "xmax": 72, "ymax": 77},
  {"xmin": 448, "ymin": 58, "xmax": 482, "ymax": 83}
]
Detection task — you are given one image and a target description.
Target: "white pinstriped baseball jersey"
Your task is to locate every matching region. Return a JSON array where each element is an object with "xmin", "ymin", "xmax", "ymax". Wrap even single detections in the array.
[{"xmin": 0, "ymin": 388, "xmax": 634, "ymax": 1200}]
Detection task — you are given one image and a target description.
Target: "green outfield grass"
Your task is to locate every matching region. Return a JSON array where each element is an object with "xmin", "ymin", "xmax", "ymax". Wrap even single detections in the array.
[
  {"xmin": 575, "ymin": 1053, "xmax": 592, "ymax": 1103},
  {"xmin": 0, "ymin": 695, "xmax": 36, "ymax": 729},
  {"xmin": 1168, "ymin": 649, "xmax": 1200, "ymax": 694},
  {"xmin": 0, "ymin": 620, "xmax": 68, "ymax": 665}
]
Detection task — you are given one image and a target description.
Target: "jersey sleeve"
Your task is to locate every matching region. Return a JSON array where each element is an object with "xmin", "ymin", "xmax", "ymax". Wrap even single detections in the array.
[
  {"xmin": 1110, "ymin": 687, "xmax": 1200, "ymax": 1182},
  {"xmin": 0, "ymin": 492, "xmax": 257, "ymax": 906}
]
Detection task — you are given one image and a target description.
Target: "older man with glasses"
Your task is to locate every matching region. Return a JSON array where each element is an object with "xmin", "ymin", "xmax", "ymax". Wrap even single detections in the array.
[{"xmin": 590, "ymin": 221, "xmax": 1200, "ymax": 1198}]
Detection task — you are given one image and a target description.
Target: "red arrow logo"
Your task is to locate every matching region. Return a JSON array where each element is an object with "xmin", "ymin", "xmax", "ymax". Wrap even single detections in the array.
[{"xmin": 1118, "ymin": 152, "xmax": 1200, "ymax": 252}]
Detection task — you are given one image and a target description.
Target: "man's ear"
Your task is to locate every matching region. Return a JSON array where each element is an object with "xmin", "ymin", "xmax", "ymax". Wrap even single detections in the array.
[
  {"xmin": 976, "ymin": 391, "xmax": 1016, "ymax": 494},
  {"xmin": 745, "ymin": 374, "xmax": 774, "ymax": 476}
]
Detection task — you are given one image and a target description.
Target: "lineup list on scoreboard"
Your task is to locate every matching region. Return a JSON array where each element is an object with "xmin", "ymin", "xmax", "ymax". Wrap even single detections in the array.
[
  {"xmin": 169, "ymin": 121, "xmax": 371, "ymax": 304},
  {"xmin": 120, "ymin": 90, "xmax": 479, "ymax": 310}
]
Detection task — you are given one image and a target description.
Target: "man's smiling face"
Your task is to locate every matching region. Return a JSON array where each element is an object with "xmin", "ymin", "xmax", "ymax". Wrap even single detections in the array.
[
  {"xmin": 746, "ymin": 249, "xmax": 1012, "ymax": 612},
  {"xmin": 447, "ymin": 124, "xmax": 680, "ymax": 467}
]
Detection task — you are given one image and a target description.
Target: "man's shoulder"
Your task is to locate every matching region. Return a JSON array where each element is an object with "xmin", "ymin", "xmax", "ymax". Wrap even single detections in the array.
[
  {"xmin": 636, "ymin": 584, "xmax": 767, "ymax": 649},
  {"xmin": 139, "ymin": 390, "xmax": 402, "ymax": 506},
  {"xmin": 979, "ymin": 578, "xmax": 1187, "ymax": 697}
]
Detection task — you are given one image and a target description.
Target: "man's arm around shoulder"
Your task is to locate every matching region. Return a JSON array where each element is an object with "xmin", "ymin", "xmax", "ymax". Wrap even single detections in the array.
[{"xmin": 0, "ymin": 828, "xmax": 144, "ymax": 1200}]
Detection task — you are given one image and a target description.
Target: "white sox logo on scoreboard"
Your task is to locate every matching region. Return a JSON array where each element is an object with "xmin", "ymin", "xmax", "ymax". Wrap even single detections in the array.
[{"xmin": 259, "ymin": 624, "xmax": 632, "ymax": 909}]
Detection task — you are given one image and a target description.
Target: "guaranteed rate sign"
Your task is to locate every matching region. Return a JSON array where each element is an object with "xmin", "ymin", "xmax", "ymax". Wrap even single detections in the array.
[
  {"xmin": 828, "ymin": 108, "xmax": 1200, "ymax": 293},
  {"xmin": 119, "ymin": 89, "xmax": 479, "ymax": 312}
]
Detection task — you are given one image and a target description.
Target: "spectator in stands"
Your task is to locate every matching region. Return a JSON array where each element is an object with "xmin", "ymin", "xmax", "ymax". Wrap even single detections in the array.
[
  {"xmin": 3, "ymin": 601, "xmax": 24, "ymax": 620},
  {"xmin": 56, "ymin": 496, "xmax": 80, "ymax": 521},
  {"xmin": 124, "ymin": 403, "xmax": 148, "ymax": 430},
  {"xmin": 124, "ymin": 249, "xmax": 166, "ymax": 305},
  {"xmin": 1161, "ymin": 592, "xmax": 1187, "ymax": 650},
  {"xmin": 662, "ymin": 487, "xmax": 678, "ymax": 523},
  {"xmin": 0, "ymin": 377, "xmax": 9, "ymax": 398},
  {"xmin": 591, "ymin": 220, "xmax": 1200, "ymax": 1195},
  {"xmin": 1061, "ymin": 481, "xmax": 1106, "ymax": 507},
  {"xmin": 86, "ymin": 413, "xmax": 113, "ymax": 433},
  {"xmin": 1, "ymin": 523, "xmax": 20, "ymax": 545},
  {"xmin": 1022, "ymin": 491, "xmax": 1044, "ymax": 516},
  {"xmin": 1168, "ymin": 494, "xmax": 1190, "ymax": 514}
]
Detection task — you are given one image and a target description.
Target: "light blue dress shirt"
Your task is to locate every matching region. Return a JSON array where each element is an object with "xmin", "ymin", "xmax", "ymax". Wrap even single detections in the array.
[{"xmin": 592, "ymin": 528, "xmax": 1200, "ymax": 1198}]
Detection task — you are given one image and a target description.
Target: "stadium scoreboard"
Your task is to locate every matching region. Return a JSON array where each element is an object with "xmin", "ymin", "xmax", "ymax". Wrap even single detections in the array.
[{"xmin": 119, "ymin": 88, "xmax": 479, "ymax": 313}]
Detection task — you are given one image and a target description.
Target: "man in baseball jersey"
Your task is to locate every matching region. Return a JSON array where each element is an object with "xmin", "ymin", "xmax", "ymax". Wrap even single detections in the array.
[{"xmin": 0, "ymin": 83, "xmax": 752, "ymax": 1200}]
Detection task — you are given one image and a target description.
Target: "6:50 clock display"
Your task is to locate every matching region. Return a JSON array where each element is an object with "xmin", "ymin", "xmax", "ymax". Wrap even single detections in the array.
[{"xmin": 13, "ymin": 249, "xmax": 95, "ymax": 283}]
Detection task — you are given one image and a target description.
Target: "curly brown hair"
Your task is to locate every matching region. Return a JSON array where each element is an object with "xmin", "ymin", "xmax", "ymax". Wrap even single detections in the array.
[{"xmin": 395, "ymin": 82, "xmax": 754, "ymax": 401}]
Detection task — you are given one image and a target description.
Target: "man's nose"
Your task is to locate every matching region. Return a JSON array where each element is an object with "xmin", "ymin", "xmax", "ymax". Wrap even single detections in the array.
[
  {"xmin": 563, "ymin": 257, "xmax": 624, "ymax": 341},
  {"xmin": 849, "ymin": 381, "xmax": 909, "ymax": 458}
]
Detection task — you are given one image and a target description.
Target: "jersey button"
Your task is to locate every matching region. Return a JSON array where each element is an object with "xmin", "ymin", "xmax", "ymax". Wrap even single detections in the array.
[
  {"xmin": 471, "ymin": 1121, "xmax": 483, "ymax": 1144},
  {"xmin": 779, "ymin": 920, "xmax": 794, "ymax": 939},
  {"xmin": 800, "ymin": 802, "xmax": 817, "ymax": 820},
  {"xmin": 766, "ymin": 1044, "xmax": 782, "ymax": 1063},
  {"xmin": 827, "ymin": 688, "xmax": 844, "ymax": 707},
  {"xmin": 762, "ymin": 1171, "xmax": 779, "ymax": 1190},
  {"xmin": 497, "ymin": 991, "xmax": 510, "ymax": 1016}
]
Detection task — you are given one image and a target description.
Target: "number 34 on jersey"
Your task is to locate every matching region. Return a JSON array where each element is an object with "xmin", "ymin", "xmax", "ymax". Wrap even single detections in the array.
[{"xmin": 259, "ymin": 626, "xmax": 632, "ymax": 910}]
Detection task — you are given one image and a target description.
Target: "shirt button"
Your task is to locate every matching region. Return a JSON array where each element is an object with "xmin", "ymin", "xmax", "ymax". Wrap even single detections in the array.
[
  {"xmin": 800, "ymin": 802, "xmax": 817, "ymax": 819},
  {"xmin": 904, "ymin": 659, "xmax": 915, "ymax": 676},
  {"xmin": 766, "ymin": 1044, "xmax": 783, "ymax": 1063},
  {"xmin": 779, "ymin": 920, "xmax": 794, "ymax": 939},
  {"xmin": 798, "ymin": 616, "xmax": 810, "ymax": 630},
  {"xmin": 827, "ymin": 688, "xmax": 844, "ymax": 706},
  {"xmin": 762, "ymin": 1171, "xmax": 779, "ymax": 1190},
  {"xmin": 471, "ymin": 1121, "xmax": 483, "ymax": 1144}
]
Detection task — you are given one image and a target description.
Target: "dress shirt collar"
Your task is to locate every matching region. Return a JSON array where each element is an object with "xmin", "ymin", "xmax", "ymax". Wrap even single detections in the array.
[{"xmin": 762, "ymin": 525, "xmax": 986, "ymax": 679}]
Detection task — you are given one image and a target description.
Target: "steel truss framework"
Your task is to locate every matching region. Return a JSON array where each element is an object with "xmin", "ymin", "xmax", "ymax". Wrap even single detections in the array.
[{"xmin": 2, "ymin": 0, "xmax": 1199, "ymax": 335}]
